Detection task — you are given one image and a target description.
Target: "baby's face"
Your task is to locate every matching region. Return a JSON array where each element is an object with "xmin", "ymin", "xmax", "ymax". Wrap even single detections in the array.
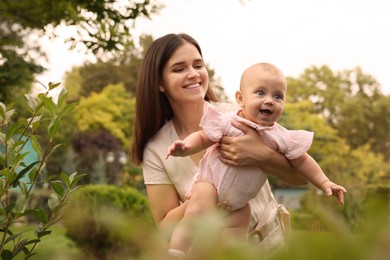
[{"xmin": 237, "ymin": 68, "xmax": 286, "ymax": 126}]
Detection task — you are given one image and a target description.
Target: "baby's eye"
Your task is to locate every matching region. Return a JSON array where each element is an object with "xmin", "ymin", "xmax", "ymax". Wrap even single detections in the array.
[
  {"xmin": 256, "ymin": 90, "xmax": 265, "ymax": 96},
  {"xmin": 274, "ymin": 94, "xmax": 284, "ymax": 101}
]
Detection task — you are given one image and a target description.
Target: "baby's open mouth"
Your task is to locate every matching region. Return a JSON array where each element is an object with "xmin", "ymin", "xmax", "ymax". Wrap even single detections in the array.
[{"xmin": 260, "ymin": 109, "xmax": 272, "ymax": 115}]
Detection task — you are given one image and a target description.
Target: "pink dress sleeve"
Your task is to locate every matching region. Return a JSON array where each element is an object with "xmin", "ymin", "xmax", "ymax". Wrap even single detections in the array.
[
  {"xmin": 199, "ymin": 102, "xmax": 226, "ymax": 142},
  {"xmin": 283, "ymin": 129, "xmax": 314, "ymax": 160},
  {"xmin": 263, "ymin": 123, "xmax": 314, "ymax": 160}
]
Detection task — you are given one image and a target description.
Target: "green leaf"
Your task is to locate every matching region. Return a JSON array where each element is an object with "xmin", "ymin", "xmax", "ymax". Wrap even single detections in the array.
[
  {"xmin": 15, "ymin": 194, "xmax": 26, "ymax": 213},
  {"xmin": 42, "ymin": 96, "xmax": 57, "ymax": 115},
  {"xmin": 48, "ymin": 193, "xmax": 60, "ymax": 212},
  {"xmin": 50, "ymin": 182, "xmax": 65, "ymax": 197},
  {"xmin": 25, "ymin": 208, "xmax": 48, "ymax": 224},
  {"xmin": 61, "ymin": 172, "xmax": 71, "ymax": 188},
  {"xmin": 13, "ymin": 238, "xmax": 29, "ymax": 256},
  {"xmin": 24, "ymin": 238, "xmax": 41, "ymax": 246},
  {"xmin": 30, "ymin": 135, "xmax": 42, "ymax": 158},
  {"xmin": 57, "ymin": 88, "xmax": 69, "ymax": 108},
  {"xmin": 70, "ymin": 173, "xmax": 85, "ymax": 188},
  {"xmin": 1, "ymin": 168, "xmax": 12, "ymax": 183},
  {"xmin": 28, "ymin": 168, "xmax": 39, "ymax": 183},
  {"xmin": 45, "ymin": 144, "xmax": 62, "ymax": 160},
  {"xmin": 4, "ymin": 231, "xmax": 22, "ymax": 244},
  {"xmin": 12, "ymin": 140, "xmax": 26, "ymax": 151},
  {"xmin": 48, "ymin": 116, "xmax": 60, "ymax": 139},
  {"xmin": 19, "ymin": 181, "xmax": 28, "ymax": 195},
  {"xmin": 5, "ymin": 124, "xmax": 20, "ymax": 142},
  {"xmin": 0, "ymin": 132, "xmax": 5, "ymax": 145},
  {"xmin": 1, "ymin": 249, "xmax": 13, "ymax": 259},
  {"xmin": 48, "ymin": 82, "xmax": 61, "ymax": 90},
  {"xmin": 4, "ymin": 109, "xmax": 16, "ymax": 123},
  {"xmin": 27, "ymin": 115, "xmax": 43, "ymax": 130},
  {"xmin": 36, "ymin": 230, "xmax": 51, "ymax": 239},
  {"xmin": 11, "ymin": 161, "xmax": 40, "ymax": 187},
  {"xmin": 59, "ymin": 102, "xmax": 77, "ymax": 117},
  {"xmin": 25, "ymin": 93, "xmax": 39, "ymax": 110},
  {"xmin": 52, "ymin": 203, "xmax": 68, "ymax": 214}
]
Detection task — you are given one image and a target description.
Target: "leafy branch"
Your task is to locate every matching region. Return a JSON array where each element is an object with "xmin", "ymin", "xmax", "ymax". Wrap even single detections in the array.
[{"xmin": 0, "ymin": 82, "xmax": 84, "ymax": 259}]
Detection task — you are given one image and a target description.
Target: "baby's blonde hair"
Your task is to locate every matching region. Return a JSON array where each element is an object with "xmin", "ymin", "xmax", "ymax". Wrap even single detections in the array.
[{"xmin": 240, "ymin": 62, "xmax": 286, "ymax": 90}]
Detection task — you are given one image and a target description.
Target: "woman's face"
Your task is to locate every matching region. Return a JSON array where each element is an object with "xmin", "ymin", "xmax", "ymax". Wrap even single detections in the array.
[{"xmin": 160, "ymin": 42, "xmax": 209, "ymax": 104}]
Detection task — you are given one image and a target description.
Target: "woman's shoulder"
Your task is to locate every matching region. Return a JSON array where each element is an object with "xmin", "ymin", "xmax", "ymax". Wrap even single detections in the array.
[
  {"xmin": 146, "ymin": 121, "xmax": 177, "ymax": 151},
  {"xmin": 210, "ymin": 101, "xmax": 240, "ymax": 113}
]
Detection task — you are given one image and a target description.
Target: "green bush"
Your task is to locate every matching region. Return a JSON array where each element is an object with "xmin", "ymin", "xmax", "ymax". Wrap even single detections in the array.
[
  {"xmin": 0, "ymin": 83, "xmax": 83, "ymax": 259},
  {"xmin": 63, "ymin": 184, "xmax": 155, "ymax": 259}
]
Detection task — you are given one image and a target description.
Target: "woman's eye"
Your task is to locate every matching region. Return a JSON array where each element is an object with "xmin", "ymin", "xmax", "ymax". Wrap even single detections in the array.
[{"xmin": 194, "ymin": 63, "xmax": 203, "ymax": 69}]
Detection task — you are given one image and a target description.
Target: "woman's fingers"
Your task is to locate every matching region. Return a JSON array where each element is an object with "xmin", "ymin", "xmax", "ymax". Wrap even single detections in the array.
[{"xmin": 231, "ymin": 119, "xmax": 252, "ymax": 134}]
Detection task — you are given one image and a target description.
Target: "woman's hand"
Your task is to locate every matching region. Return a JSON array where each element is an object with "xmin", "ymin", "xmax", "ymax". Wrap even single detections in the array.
[
  {"xmin": 218, "ymin": 120, "xmax": 273, "ymax": 167},
  {"xmin": 219, "ymin": 119, "xmax": 307, "ymax": 186}
]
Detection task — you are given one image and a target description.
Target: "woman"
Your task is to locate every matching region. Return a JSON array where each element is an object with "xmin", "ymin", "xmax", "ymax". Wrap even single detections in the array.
[{"xmin": 131, "ymin": 33, "xmax": 306, "ymax": 253}]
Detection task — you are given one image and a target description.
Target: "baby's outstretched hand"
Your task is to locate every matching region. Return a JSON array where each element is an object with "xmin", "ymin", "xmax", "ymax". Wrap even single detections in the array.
[
  {"xmin": 321, "ymin": 180, "xmax": 347, "ymax": 204},
  {"xmin": 166, "ymin": 141, "xmax": 191, "ymax": 159}
]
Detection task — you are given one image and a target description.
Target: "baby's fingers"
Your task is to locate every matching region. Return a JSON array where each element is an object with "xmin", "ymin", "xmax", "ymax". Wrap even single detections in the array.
[
  {"xmin": 336, "ymin": 190, "xmax": 345, "ymax": 204},
  {"xmin": 331, "ymin": 186, "xmax": 347, "ymax": 204}
]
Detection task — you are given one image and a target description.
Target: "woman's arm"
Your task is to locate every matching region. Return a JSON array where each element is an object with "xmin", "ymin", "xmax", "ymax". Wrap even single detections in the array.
[
  {"xmin": 146, "ymin": 184, "xmax": 188, "ymax": 237},
  {"xmin": 218, "ymin": 120, "xmax": 307, "ymax": 186}
]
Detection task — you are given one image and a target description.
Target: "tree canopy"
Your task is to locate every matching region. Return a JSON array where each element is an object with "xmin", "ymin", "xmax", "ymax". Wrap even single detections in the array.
[{"xmin": 0, "ymin": 0, "xmax": 162, "ymax": 101}]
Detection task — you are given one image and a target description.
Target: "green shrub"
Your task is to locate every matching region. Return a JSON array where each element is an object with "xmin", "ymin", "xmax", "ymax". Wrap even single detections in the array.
[
  {"xmin": 63, "ymin": 184, "xmax": 155, "ymax": 259},
  {"xmin": 0, "ymin": 83, "xmax": 83, "ymax": 259}
]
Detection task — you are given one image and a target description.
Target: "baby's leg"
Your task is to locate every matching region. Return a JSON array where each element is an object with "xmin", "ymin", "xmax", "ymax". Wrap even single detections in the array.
[
  {"xmin": 169, "ymin": 181, "xmax": 217, "ymax": 254},
  {"xmin": 222, "ymin": 203, "xmax": 251, "ymax": 241}
]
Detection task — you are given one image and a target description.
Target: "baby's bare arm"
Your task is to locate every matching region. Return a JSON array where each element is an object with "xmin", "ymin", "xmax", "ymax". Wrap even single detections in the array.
[
  {"xmin": 291, "ymin": 154, "xmax": 347, "ymax": 204},
  {"xmin": 166, "ymin": 130, "xmax": 215, "ymax": 159}
]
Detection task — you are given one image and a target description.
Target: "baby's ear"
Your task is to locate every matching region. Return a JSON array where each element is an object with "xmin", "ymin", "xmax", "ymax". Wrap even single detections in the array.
[{"xmin": 235, "ymin": 90, "xmax": 244, "ymax": 107}]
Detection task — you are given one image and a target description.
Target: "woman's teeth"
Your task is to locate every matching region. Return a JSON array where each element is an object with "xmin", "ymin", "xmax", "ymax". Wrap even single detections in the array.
[{"xmin": 185, "ymin": 83, "xmax": 200, "ymax": 89}]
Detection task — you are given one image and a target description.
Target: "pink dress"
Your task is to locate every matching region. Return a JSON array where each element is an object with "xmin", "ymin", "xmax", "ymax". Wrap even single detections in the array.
[{"xmin": 195, "ymin": 102, "xmax": 313, "ymax": 211}]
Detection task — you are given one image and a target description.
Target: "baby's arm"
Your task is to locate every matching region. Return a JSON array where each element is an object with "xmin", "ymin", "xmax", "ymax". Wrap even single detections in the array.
[
  {"xmin": 290, "ymin": 154, "xmax": 347, "ymax": 204},
  {"xmin": 166, "ymin": 130, "xmax": 215, "ymax": 159}
]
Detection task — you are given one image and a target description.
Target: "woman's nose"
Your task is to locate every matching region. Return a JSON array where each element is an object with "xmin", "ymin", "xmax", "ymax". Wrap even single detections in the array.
[{"xmin": 187, "ymin": 68, "xmax": 200, "ymax": 78}]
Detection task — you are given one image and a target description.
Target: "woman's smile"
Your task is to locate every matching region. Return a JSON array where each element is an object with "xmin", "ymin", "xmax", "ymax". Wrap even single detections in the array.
[{"xmin": 184, "ymin": 82, "xmax": 201, "ymax": 89}]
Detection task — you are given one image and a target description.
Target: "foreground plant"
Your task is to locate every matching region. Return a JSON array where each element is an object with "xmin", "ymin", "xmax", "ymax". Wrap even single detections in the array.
[{"xmin": 0, "ymin": 82, "xmax": 83, "ymax": 259}]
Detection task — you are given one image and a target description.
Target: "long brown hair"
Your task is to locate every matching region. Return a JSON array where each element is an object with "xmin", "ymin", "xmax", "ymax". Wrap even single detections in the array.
[{"xmin": 131, "ymin": 33, "xmax": 219, "ymax": 165}]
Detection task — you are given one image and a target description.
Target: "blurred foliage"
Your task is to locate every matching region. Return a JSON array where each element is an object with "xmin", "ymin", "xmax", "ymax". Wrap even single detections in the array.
[
  {"xmin": 0, "ymin": 0, "xmax": 162, "ymax": 103},
  {"xmin": 0, "ymin": 17, "xmax": 44, "ymax": 102},
  {"xmin": 74, "ymin": 83, "xmax": 135, "ymax": 146},
  {"xmin": 286, "ymin": 65, "xmax": 390, "ymax": 160},
  {"xmin": 63, "ymin": 184, "xmax": 155, "ymax": 259},
  {"xmin": 57, "ymin": 191, "xmax": 388, "ymax": 259},
  {"xmin": 0, "ymin": 0, "xmax": 162, "ymax": 55}
]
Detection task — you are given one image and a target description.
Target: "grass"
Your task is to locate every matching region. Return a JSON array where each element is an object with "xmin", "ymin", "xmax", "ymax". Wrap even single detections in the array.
[{"xmin": 8, "ymin": 225, "xmax": 82, "ymax": 260}]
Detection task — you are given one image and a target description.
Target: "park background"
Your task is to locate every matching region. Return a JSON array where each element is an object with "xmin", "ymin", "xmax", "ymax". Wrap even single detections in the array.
[{"xmin": 1, "ymin": 0, "xmax": 389, "ymax": 259}]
